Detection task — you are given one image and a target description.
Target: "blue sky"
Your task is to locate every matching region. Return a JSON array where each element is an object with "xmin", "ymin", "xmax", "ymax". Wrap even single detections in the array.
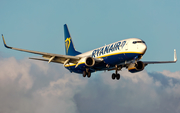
[{"xmin": 0, "ymin": 0, "xmax": 180, "ymax": 72}]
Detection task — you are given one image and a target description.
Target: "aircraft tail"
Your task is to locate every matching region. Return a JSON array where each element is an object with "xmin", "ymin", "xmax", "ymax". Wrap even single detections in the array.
[{"xmin": 64, "ymin": 24, "xmax": 81, "ymax": 56}]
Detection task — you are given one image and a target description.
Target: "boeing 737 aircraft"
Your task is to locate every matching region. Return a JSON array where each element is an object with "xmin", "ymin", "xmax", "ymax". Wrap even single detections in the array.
[{"xmin": 2, "ymin": 24, "xmax": 177, "ymax": 80}]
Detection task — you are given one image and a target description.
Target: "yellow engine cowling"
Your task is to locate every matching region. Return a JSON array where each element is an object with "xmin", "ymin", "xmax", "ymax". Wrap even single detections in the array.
[{"xmin": 128, "ymin": 61, "xmax": 145, "ymax": 73}]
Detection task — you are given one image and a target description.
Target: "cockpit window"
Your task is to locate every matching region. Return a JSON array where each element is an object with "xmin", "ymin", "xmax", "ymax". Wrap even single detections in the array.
[{"xmin": 133, "ymin": 41, "xmax": 145, "ymax": 44}]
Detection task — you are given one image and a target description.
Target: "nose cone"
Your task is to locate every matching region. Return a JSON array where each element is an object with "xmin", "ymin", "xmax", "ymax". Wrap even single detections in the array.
[
  {"xmin": 137, "ymin": 42, "xmax": 147, "ymax": 55},
  {"xmin": 141, "ymin": 43, "xmax": 147, "ymax": 55}
]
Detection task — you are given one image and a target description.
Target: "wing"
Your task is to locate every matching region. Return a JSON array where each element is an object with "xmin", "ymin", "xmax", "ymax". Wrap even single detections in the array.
[
  {"xmin": 2, "ymin": 34, "xmax": 81, "ymax": 65},
  {"xmin": 110, "ymin": 49, "xmax": 177, "ymax": 71},
  {"xmin": 143, "ymin": 49, "xmax": 177, "ymax": 65}
]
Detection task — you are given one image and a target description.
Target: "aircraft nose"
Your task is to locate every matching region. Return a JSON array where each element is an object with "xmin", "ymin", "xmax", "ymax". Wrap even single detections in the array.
[
  {"xmin": 142, "ymin": 43, "xmax": 147, "ymax": 55},
  {"xmin": 138, "ymin": 42, "xmax": 147, "ymax": 55}
]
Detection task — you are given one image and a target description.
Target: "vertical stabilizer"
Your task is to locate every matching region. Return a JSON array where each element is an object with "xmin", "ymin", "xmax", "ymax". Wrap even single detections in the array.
[{"xmin": 64, "ymin": 24, "xmax": 81, "ymax": 56}]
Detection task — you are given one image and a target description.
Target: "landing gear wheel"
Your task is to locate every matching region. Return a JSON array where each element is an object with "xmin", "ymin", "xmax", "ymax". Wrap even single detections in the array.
[
  {"xmin": 116, "ymin": 74, "xmax": 120, "ymax": 80},
  {"xmin": 112, "ymin": 73, "xmax": 116, "ymax": 80},
  {"xmin": 87, "ymin": 72, "xmax": 91, "ymax": 78},
  {"xmin": 83, "ymin": 71, "xmax": 86, "ymax": 77}
]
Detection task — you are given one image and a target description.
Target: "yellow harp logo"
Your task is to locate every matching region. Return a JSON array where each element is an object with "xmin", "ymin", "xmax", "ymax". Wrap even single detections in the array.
[{"xmin": 65, "ymin": 37, "xmax": 71, "ymax": 53}]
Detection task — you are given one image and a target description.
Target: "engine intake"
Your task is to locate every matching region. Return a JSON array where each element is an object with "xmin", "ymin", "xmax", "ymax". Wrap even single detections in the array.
[
  {"xmin": 85, "ymin": 57, "xmax": 95, "ymax": 67},
  {"xmin": 128, "ymin": 61, "xmax": 144, "ymax": 73}
]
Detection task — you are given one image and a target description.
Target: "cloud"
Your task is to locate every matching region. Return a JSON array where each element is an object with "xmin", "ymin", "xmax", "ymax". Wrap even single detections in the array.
[
  {"xmin": 0, "ymin": 57, "xmax": 87, "ymax": 113},
  {"xmin": 74, "ymin": 70, "xmax": 180, "ymax": 113},
  {"xmin": 0, "ymin": 56, "xmax": 180, "ymax": 113}
]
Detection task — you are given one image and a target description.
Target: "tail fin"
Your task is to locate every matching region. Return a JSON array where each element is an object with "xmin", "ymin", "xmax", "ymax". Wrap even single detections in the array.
[{"xmin": 64, "ymin": 24, "xmax": 81, "ymax": 56}]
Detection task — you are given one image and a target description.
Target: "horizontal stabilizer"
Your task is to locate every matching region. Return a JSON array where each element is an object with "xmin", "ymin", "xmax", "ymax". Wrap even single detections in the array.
[
  {"xmin": 29, "ymin": 57, "xmax": 49, "ymax": 61},
  {"xmin": 29, "ymin": 57, "xmax": 59, "ymax": 64}
]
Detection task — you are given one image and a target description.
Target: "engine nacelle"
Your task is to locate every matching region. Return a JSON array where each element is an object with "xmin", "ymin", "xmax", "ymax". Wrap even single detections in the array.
[
  {"xmin": 75, "ymin": 57, "xmax": 96, "ymax": 68},
  {"xmin": 128, "ymin": 61, "xmax": 145, "ymax": 73},
  {"xmin": 85, "ymin": 57, "xmax": 95, "ymax": 67}
]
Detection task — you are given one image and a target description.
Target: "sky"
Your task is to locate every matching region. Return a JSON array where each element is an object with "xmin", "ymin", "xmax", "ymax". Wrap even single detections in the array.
[{"xmin": 0, "ymin": 0, "xmax": 180, "ymax": 113}]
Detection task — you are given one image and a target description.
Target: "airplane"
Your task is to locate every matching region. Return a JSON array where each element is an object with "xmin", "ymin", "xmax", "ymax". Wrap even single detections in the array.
[{"xmin": 2, "ymin": 24, "xmax": 177, "ymax": 80}]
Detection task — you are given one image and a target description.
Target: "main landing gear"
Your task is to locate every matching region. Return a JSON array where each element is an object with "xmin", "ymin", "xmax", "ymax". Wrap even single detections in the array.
[
  {"xmin": 112, "ymin": 73, "xmax": 120, "ymax": 80},
  {"xmin": 82, "ymin": 68, "xmax": 91, "ymax": 78},
  {"xmin": 111, "ymin": 65, "xmax": 121, "ymax": 80}
]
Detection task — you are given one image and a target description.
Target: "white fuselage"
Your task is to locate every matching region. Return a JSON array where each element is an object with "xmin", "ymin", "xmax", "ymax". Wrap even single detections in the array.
[
  {"xmin": 65, "ymin": 38, "xmax": 147, "ymax": 72},
  {"xmin": 77, "ymin": 38, "xmax": 147, "ymax": 59}
]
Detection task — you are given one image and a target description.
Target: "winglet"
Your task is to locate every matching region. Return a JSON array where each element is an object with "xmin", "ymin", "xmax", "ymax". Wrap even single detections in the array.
[
  {"xmin": 1, "ymin": 34, "xmax": 12, "ymax": 49},
  {"xmin": 174, "ymin": 49, "xmax": 177, "ymax": 62}
]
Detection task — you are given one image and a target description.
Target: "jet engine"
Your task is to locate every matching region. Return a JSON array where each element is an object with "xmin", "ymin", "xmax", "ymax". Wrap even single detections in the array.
[
  {"xmin": 128, "ymin": 61, "xmax": 145, "ymax": 73},
  {"xmin": 75, "ymin": 56, "xmax": 102, "ymax": 68},
  {"xmin": 85, "ymin": 57, "xmax": 95, "ymax": 67}
]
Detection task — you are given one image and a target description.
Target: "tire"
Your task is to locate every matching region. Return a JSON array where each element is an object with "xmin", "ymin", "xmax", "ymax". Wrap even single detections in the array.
[
  {"xmin": 112, "ymin": 73, "xmax": 116, "ymax": 80},
  {"xmin": 116, "ymin": 74, "xmax": 120, "ymax": 80},
  {"xmin": 87, "ymin": 72, "xmax": 91, "ymax": 78},
  {"xmin": 83, "ymin": 71, "xmax": 86, "ymax": 77}
]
